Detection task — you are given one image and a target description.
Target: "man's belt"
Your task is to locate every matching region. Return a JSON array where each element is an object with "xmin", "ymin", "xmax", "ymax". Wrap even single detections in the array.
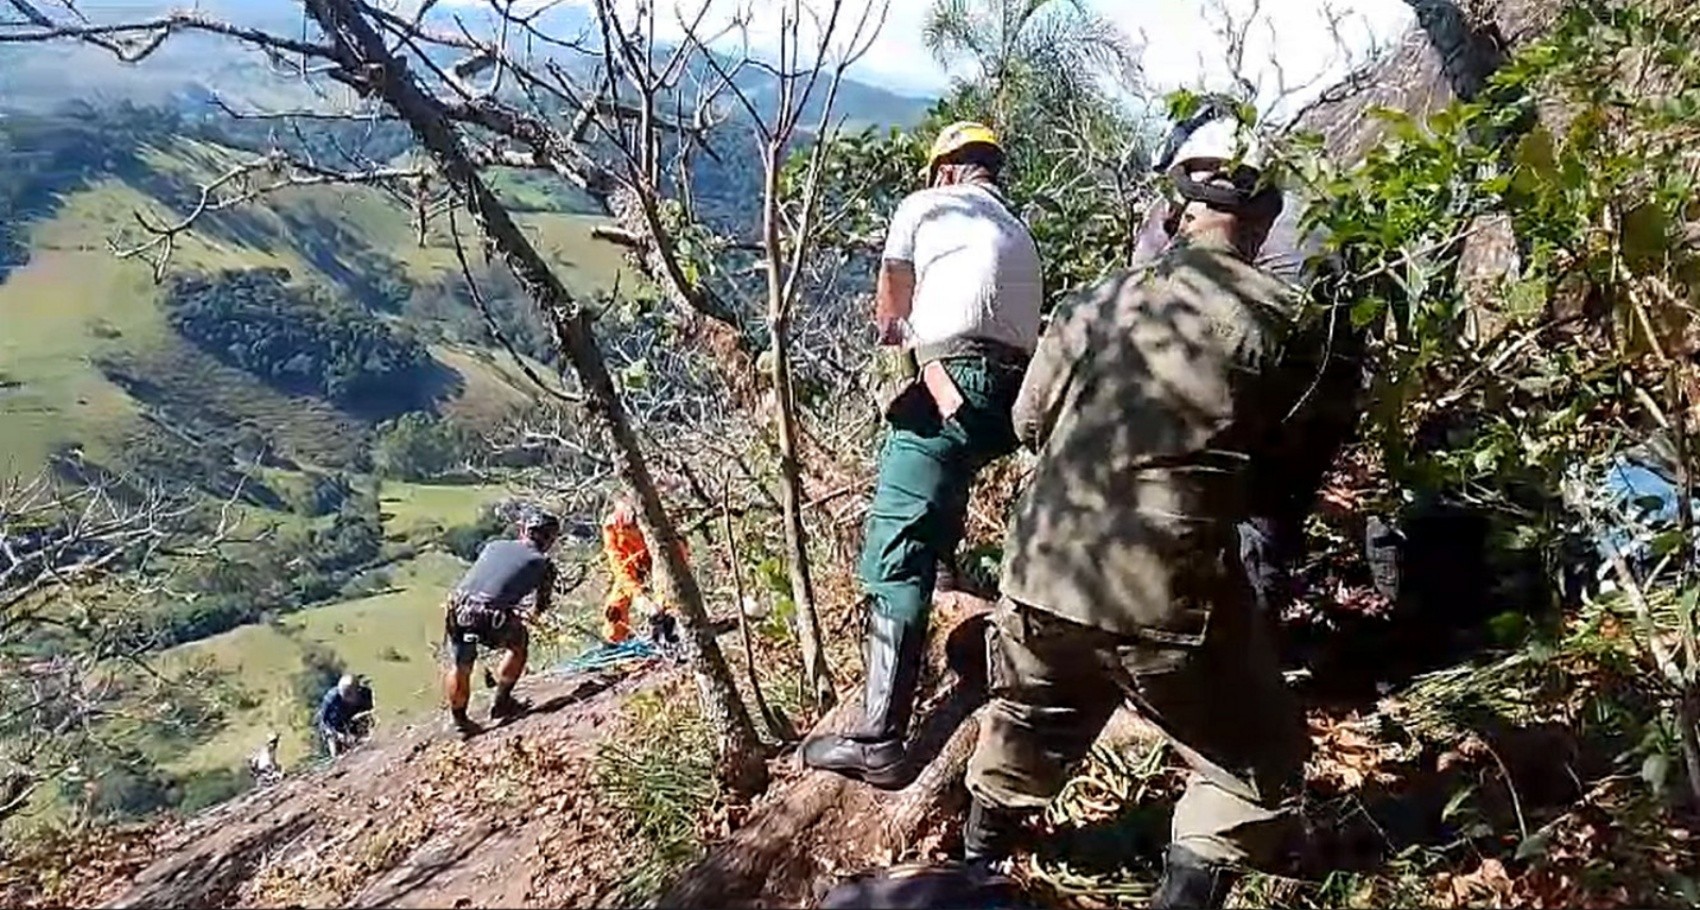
[
  {"xmin": 448, "ymin": 591, "xmax": 514, "ymax": 631},
  {"xmin": 872, "ymin": 336, "xmax": 1031, "ymax": 421},
  {"xmin": 913, "ymin": 336, "xmax": 1030, "ymax": 369}
]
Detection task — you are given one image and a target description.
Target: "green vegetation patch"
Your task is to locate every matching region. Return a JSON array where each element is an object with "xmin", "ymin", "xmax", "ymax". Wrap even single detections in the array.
[
  {"xmin": 379, "ymin": 480, "xmax": 509, "ymax": 541},
  {"xmin": 163, "ymin": 267, "xmax": 442, "ymax": 412}
]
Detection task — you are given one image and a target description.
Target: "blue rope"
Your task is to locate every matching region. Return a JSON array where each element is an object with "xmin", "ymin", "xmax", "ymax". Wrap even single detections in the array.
[{"xmin": 554, "ymin": 638, "xmax": 658, "ymax": 674}]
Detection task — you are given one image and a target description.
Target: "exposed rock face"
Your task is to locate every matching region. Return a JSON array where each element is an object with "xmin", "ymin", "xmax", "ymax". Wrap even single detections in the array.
[
  {"xmin": 1295, "ymin": 0, "xmax": 1565, "ymax": 349},
  {"xmin": 1298, "ymin": 0, "xmax": 1564, "ymax": 162}
]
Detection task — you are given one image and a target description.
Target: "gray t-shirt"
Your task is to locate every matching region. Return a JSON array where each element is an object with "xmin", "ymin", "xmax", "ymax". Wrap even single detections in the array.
[{"xmin": 455, "ymin": 539, "xmax": 554, "ymax": 609}]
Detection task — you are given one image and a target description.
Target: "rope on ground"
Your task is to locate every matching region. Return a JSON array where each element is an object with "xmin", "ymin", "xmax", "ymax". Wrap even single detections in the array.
[{"xmin": 552, "ymin": 638, "xmax": 660, "ymax": 675}]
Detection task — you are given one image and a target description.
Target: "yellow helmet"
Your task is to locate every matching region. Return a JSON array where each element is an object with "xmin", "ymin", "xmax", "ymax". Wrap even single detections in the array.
[{"xmin": 925, "ymin": 121, "xmax": 1002, "ymax": 173}]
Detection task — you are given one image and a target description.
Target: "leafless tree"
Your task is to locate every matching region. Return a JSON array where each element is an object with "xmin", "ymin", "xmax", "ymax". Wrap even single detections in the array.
[
  {"xmin": 1196, "ymin": 0, "xmax": 1397, "ymax": 129},
  {"xmin": 0, "ymin": 467, "xmax": 237, "ymax": 826},
  {"xmin": 663, "ymin": 0, "xmax": 891, "ymax": 708}
]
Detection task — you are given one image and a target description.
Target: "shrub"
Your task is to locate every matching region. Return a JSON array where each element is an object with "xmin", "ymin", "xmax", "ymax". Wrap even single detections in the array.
[
  {"xmin": 441, "ymin": 507, "xmax": 509, "ymax": 561},
  {"xmin": 290, "ymin": 642, "xmax": 347, "ymax": 726},
  {"xmin": 371, "ymin": 413, "xmax": 474, "ymax": 481}
]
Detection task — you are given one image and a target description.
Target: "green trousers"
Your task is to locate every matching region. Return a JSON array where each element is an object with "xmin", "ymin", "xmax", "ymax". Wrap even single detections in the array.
[
  {"xmin": 857, "ymin": 355, "xmax": 1022, "ymax": 631},
  {"xmin": 967, "ymin": 595, "xmax": 1310, "ymax": 869}
]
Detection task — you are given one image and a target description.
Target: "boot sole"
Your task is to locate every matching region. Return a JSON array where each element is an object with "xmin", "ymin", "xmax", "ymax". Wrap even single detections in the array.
[{"xmin": 804, "ymin": 757, "xmax": 910, "ymax": 790}]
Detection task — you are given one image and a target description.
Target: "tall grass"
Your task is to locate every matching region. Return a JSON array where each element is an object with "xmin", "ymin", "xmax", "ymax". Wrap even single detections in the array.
[{"xmin": 592, "ymin": 690, "xmax": 720, "ymax": 906}]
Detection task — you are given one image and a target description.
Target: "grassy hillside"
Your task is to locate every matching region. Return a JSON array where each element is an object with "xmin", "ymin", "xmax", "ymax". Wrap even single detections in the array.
[
  {"xmin": 379, "ymin": 480, "xmax": 509, "ymax": 539},
  {"xmin": 0, "ymin": 132, "xmax": 609, "ymax": 481},
  {"xmin": 158, "ymin": 528, "xmax": 604, "ymax": 779},
  {"xmin": 158, "ymin": 549, "xmax": 469, "ymax": 775},
  {"xmin": 0, "ymin": 114, "xmax": 626, "ymax": 823}
]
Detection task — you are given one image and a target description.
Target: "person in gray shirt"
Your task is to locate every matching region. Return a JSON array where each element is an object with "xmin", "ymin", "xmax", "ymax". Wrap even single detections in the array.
[{"xmin": 441, "ymin": 507, "xmax": 560, "ymax": 735}]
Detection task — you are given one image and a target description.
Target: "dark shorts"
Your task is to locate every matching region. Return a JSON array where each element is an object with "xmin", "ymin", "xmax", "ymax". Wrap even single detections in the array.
[{"xmin": 442, "ymin": 595, "xmax": 528, "ymax": 667}]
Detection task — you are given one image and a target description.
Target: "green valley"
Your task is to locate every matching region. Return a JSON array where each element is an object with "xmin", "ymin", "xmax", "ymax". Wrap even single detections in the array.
[
  {"xmin": 0, "ymin": 104, "xmax": 619, "ymax": 826},
  {"xmin": 0, "ymin": 123, "xmax": 607, "ymax": 481}
]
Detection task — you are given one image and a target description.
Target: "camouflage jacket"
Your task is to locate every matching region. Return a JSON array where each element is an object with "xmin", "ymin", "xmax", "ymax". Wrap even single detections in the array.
[{"xmin": 1002, "ymin": 238, "xmax": 1307, "ymax": 641}]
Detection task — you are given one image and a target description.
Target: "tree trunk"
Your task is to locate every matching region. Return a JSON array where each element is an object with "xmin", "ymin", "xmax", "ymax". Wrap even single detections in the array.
[
  {"xmin": 1401, "ymin": 0, "xmax": 1508, "ymax": 101},
  {"xmin": 725, "ymin": 480, "xmax": 795, "ymax": 742},
  {"xmin": 762, "ymin": 142, "xmax": 836, "ymax": 709},
  {"xmin": 659, "ymin": 594, "xmax": 995, "ymax": 908},
  {"xmin": 303, "ymin": 0, "xmax": 766, "ymax": 797}
]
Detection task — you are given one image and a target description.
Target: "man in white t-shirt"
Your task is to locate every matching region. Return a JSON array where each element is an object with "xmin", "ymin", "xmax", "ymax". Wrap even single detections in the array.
[{"xmin": 803, "ymin": 121, "xmax": 1043, "ymax": 788}]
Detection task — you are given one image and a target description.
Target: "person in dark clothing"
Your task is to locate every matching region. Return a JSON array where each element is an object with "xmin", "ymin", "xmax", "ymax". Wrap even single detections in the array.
[
  {"xmin": 442, "ymin": 507, "xmax": 561, "ymax": 736},
  {"xmin": 318, "ymin": 674, "xmax": 374, "ymax": 757}
]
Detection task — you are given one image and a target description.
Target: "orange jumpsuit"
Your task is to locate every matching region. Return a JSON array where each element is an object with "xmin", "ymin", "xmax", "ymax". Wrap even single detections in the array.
[
  {"xmin": 601, "ymin": 510, "xmax": 651, "ymax": 643},
  {"xmin": 600, "ymin": 508, "xmax": 690, "ymax": 643}
]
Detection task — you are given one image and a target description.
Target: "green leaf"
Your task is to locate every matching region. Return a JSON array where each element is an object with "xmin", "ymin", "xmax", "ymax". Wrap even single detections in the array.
[
  {"xmin": 1164, "ymin": 89, "xmax": 1201, "ymax": 121},
  {"xmin": 1651, "ymin": 529, "xmax": 1687, "ymax": 558},
  {"xmin": 1441, "ymin": 784, "xmax": 1477, "ymax": 822},
  {"xmin": 1488, "ymin": 611, "xmax": 1530, "ymax": 645},
  {"xmin": 1234, "ymin": 101, "xmax": 1259, "ymax": 128},
  {"xmin": 1349, "ymin": 296, "xmax": 1386, "ymax": 329},
  {"xmin": 1621, "ymin": 202, "xmax": 1669, "ymax": 271},
  {"xmin": 620, "ymin": 357, "xmax": 652, "ymax": 390},
  {"xmin": 1505, "ymin": 277, "xmax": 1548, "ymax": 323}
]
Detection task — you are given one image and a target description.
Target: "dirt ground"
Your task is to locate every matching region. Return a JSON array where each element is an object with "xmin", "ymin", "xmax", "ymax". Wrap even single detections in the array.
[{"xmin": 72, "ymin": 663, "xmax": 664, "ymax": 909}]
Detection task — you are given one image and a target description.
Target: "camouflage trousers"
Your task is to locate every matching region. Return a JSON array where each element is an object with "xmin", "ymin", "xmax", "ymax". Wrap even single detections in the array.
[{"xmin": 966, "ymin": 593, "xmax": 1310, "ymax": 868}]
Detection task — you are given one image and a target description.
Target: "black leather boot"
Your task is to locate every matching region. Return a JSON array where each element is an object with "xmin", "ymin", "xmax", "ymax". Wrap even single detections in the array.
[
  {"xmin": 1149, "ymin": 844, "xmax": 1237, "ymax": 910},
  {"xmin": 489, "ymin": 684, "xmax": 530, "ymax": 721},
  {"xmin": 963, "ymin": 798, "xmax": 1029, "ymax": 870},
  {"xmin": 802, "ymin": 612, "xmax": 925, "ymax": 789}
]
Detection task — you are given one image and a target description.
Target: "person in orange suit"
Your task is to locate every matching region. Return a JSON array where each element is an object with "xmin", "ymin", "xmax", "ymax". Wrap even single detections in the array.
[
  {"xmin": 601, "ymin": 499, "xmax": 649, "ymax": 643},
  {"xmin": 601, "ymin": 498, "xmax": 691, "ymax": 645}
]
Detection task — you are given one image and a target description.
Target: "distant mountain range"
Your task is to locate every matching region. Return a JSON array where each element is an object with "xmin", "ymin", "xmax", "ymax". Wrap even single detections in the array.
[{"xmin": 0, "ymin": 0, "xmax": 935, "ymax": 127}]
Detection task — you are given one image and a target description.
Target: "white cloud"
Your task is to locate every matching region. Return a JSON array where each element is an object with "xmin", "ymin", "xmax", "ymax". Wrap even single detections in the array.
[
  {"xmin": 440, "ymin": 0, "xmax": 1415, "ymax": 108},
  {"xmin": 857, "ymin": 0, "xmax": 1416, "ymax": 110},
  {"xmin": 1106, "ymin": 0, "xmax": 1414, "ymax": 115}
]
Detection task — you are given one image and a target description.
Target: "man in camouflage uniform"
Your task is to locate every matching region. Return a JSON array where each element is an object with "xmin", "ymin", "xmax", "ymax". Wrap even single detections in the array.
[
  {"xmin": 1133, "ymin": 96, "xmax": 1364, "ymax": 619},
  {"xmin": 961, "ymin": 115, "xmax": 1316, "ymax": 909}
]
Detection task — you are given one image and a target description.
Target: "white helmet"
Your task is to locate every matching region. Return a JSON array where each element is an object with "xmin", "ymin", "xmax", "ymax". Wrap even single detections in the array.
[
  {"xmin": 1156, "ymin": 95, "xmax": 1265, "ymax": 172},
  {"xmin": 1156, "ymin": 96, "xmax": 1281, "ymax": 219},
  {"xmin": 337, "ymin": 674, "xmax": 357, "ymax": 695},
  {"xmin": 1167, "ymin": 114, "xmax": 1267, "ymax": 173}
]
